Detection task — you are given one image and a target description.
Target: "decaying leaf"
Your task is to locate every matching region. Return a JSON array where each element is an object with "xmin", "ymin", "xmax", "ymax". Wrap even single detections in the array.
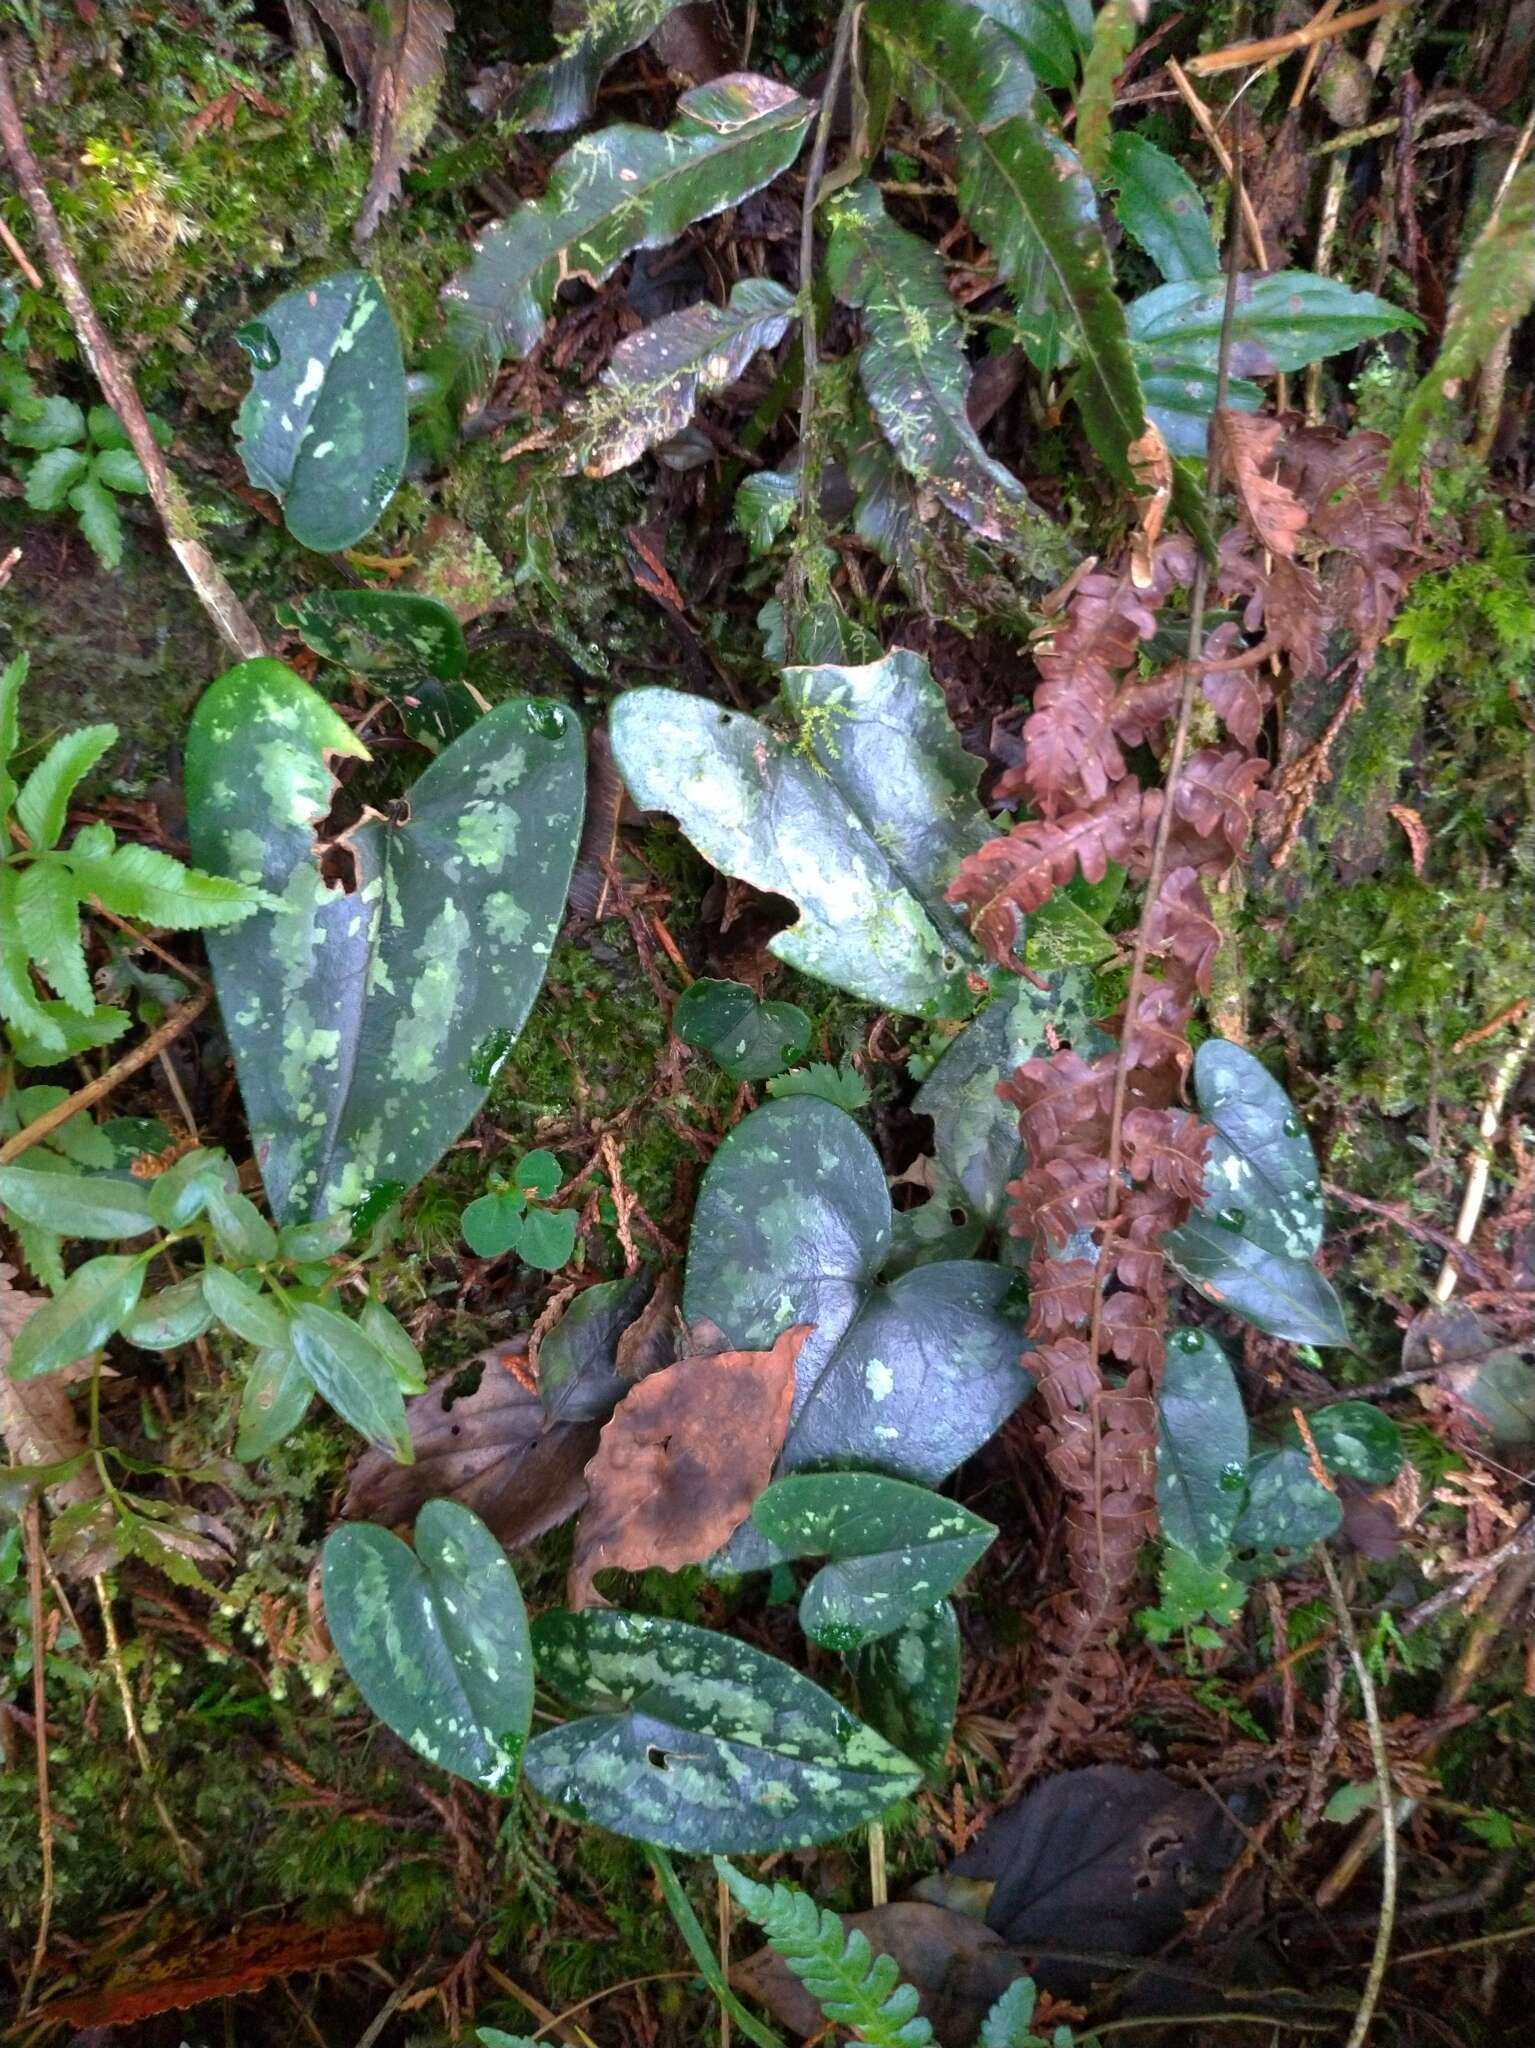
[
  {"xmin": 1213, "ymin": 409, "xmax": 1306, "ymax": 559},
  {"xmin": 569, "ymin": 1323, "xmax": 809, "ymax": 1605},
  {"xmin": 354, "ymin": 0, "xmax": 452, "ymax": 247},
  {"xmin": 0, "ymin": 1261, "xmax": 97, "ymax": 1507}
]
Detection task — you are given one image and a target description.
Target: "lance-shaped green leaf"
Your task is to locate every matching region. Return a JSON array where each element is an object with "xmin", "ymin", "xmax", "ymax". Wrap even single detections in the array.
[
  {"xmin": 684, "ymin": 1097, "xmax": 1032, "ymax": 1492},
  {"xmin": 848, "ymin": 1599, "xmax": 960, "ymax": 1778},
  {"xmin": 564, "ymin": 277, "xmax": 796, "ymax": 477},
  {"xmin": 974, "ymin": 0, "xmax": 1092, "ymax": 92},
  {"xmin": 1075, "ymin": 0, "xmax": 1139, "ymax": 179},
  {"xmin": 235, "ymin": 271, "xmax": 407, "ymax": 553},
  {"xmin": 1107, "ymin": 131, "xmax": 1219, "ymax": 284},
  {"xmin": 502, "ymin": 0, "xmax": 690, "ymax": 132},
  {"xmin": 1156, "ymin": 1327, "xmax": 1248, "ymax": 1566},
  {"xmin": 753, "ymin": 1470, "xmax": 996, "ymax": 1650},
  {"xmin": 1230, "ymin": 1446, "xmax": 1341, "ymax": 1572},
  {"xmin": 914, "ymin": 968, "xmax": 1105, "ymax": 1223},
  {"xmin": 237, "ymin": 1342, "xmax": 314, "ymax": 1460},
  {"xmin": 1136, "ymin": 362, "xmax": 1263, "ymax": 461},
  {"xmin": 323, "ymin": 1501, "xmax": 533, "ymax": 1792},
  {"xmin": 1167, "ymin": 1038, "xmax": 1348, "ymax": 1346},
  {"xmin": 1128, "ymin": 269, "xmax": 1415, "ymax": 400},
  {"xmin": 1392, "ymin": 161, "xmax": 1535, "ymax": 479},
  {"xmin": 186, "ymin": 659, "xmax": 585, "ymax": 1223},
  {"xmin": 825, "ymin": 180, "xmax": 1045, "ymax": 549},
  {"xmin": 525, "ymin": 1609, "xmax": 920, "ymax": 1850},
  {"xmin": 611, "ymin": 650, "xmax": 991, "ymax": 1016},
  {"xmin": 8, "ymin": 1254, "xmax": 146, "ymax": 1379},
  {"xmin": 0, "ymin": 1163, "xmax": 156, "ymax": 1239},
  {"xmin": 276, "ymin": 589, "xmax": 468, "ymax": 678},
  {"xmin": 867, "ymin": 0, "xmax": 1148, "ymax": 483},
  {"xmin": 441, "ymin": 74, "xmax": 812, "ymax": 397}
]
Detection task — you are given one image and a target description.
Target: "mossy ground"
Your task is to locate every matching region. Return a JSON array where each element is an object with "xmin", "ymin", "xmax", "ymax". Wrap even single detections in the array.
[{"xmin": 3, "ymin": 5, "xmax": 1535, "ymax": 2044}]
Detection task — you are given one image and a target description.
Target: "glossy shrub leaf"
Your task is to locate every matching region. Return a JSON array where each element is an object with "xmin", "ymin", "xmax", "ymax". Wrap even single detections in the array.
[
  {"xmin": 323, "ymin": 1500, "xmax": 533, "ymax": 1792},
  {"xmin": 914, "ymin": 968, "xmax": 1105, "ymax": 1223},
  {"xmin": 1230, "ymin": 1446, "xmax": 1341, "ymax": 1572},
  {"xmin": 122, "ymin": 1276, "xmax": 216, "ymax": 1352},
  {"xmin": 848, "ymin": 1599, "xmax": 960, "ymax": 1778},
  {"xmin": 237, "ymin": 1342, "xmax": 313, "ymax": 1460},
  {"xmin": 1283, "ymin": 1401, "xmax": 1402, "ymax": 1487},
  {"xmin": 868, "ymin": 0, "xmax": 1148, "ymax": 484},
  {"xmin": 525, "ymin": 1609, "xmax": 920, "ymax": 1850},
  {"xmin": 441, "ymin": 75, "xmax": 811, "ymax": 397},
  {"xmin": 685, "ymin": 1096, "xmax": 1032, "ymax": 1493},
  {"xmin": 612, "ymin": 650, "xmax": 991, "ymax": 1016},
  {"xmin": 1167, "ymin": 1038, "xmax": 1347, "ymax": 1345},
  {"xmin": 276, "ymin": 588, "xmax": 468, "ymax": 678},
  {"xmin": 565, "ymin": 277, "xmax": 796, "ymax": 477},
  {"xmin": 1156, "ymin": 1328, "xmax": 1248, "ymax": 1566},
  {"xmin": 753, "ymin": 1471, "xmax": 996, "ymax": 1650},
  {"xmin": 505, "ymin": 0, "xmax": 689, "ymax": 132},
  {"xmin": 825, "ymin": 180, "xmax": 1045, "ymax": 548},
  {"xmin": 147, "ymin": 1148, "xmax": 238, "ymax": 1231},
  {"xmin": 1136, "ymin": 362, "xmax": 1263, "ymax": 461},
  {"xmin": 290, "ymin": 1301, "xmax": 412, "ymax": 1460},
  {"xmin": 202, "ymin": 1267, "xmax": 288, "ymax": 1351},
  {"xmin": 9, "ymin": 1254, "xmax": 146, "ymax": 1379},
  {"xmin": 1392, "ymin": 160, "xmax": 1535, "ymax": 478},
  {"xmin": 235, "ymin": 271, "xmax": 407, "ymax": 552},
  {"xmin": 1108, "ymin": 131, "xmax": 1219, "ymax": 284},
  {"xmin": 203, "ymin": 1183, "xmax": 278, "ymax": 1265},
  {"xmin": 674, "ymin": 977, "xmax": 811, "ymax": 1081},
  {"xmin": 0, "ymin": 1164, "xmax": 156, "ymax": 1239},
  {"xmin": 186, "ymin": 659, "xmax": 584, "ymax": 1222}
]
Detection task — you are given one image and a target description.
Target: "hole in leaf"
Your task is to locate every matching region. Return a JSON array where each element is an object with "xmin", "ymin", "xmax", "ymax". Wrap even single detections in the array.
[{"xmin": 645, "ymin": 1745, "xmax": 671, "ymax": 1771}]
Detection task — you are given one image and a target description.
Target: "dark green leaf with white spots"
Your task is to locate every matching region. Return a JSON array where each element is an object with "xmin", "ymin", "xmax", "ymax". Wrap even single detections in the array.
[
  {"xmin": 674, "ymin": 977, "xmax": 811, "ymax": 1082},
  {"xmin": 235, "ymin": 271, "xmax": 407, "ymax": 552},
  {"xmin": 186, "ymin": 659, "xmax": 584, "ymax": 1223},
  {"xmin": 684, "ymin": 1097, "xmax": 1032, "ymax": 1507},
  {"xmin": 440, "ymin": 75, "xmax": 811, "ymax": 398},
  {"xmin": 1230, "ymin": 1446, "xmax": 1341, "ymax": 1573},
  {"xmin": 612, "ymin": 650, "xmax": 992, "ymax": 1016},
  {"xmin": 1167, "ymin": 1038, "xmax": 1348, "ymax": 1345},
  {"xmin": 1156, "ymin": 1328, "xmax": 1249, "ymax": 1566},
  {"xmin": 825, "ymin": 180, "xmax": 1045, "ymax": 549},
  {"xmin": 525, "ymin": 1608, "xmax": 920, "ymax": 1850},
  {"xmin": 1282, "ymin": 1401, "xmax": 1402, "ymax": 1487},
  {"xmin": 564, "ymin": 277, "xmax": 796, "ymax": 478},
  {"xmin": 867, "ymin": 0, "xmax": 1149, "ymax": 484},
  {"xmin": 753, "ymin": 1471, "xmax": 996, "ymax": 1649},
  {"xmin": 276, "ymin": 589, "xmax": 468, "ymax": 678},
  {"xmin": 539, "ymin": 1275, "xmax": 649, "ymax": 1425},
  {"xmin": 323, "ymin": 1501, "xmax": 533, "ymax": 1793},
  {"xmin": 848, "ymin": 1599, "xmax": 960, "ymax": 1777},
  {"xmin": 914, "ymin": 968, "xmax": 1106, "ymax": 1223},
  {"xmin": 501, "ymin": 0, "xmax": 690, "ymax": 132}
]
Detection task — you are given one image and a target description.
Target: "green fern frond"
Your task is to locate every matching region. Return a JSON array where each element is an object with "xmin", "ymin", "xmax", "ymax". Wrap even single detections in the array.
[
  {"xmin": 978, "ymin": 1974, "xmax": 1073, "ymax": 2047},
  {"xmin": 716, "ymin": 1859, "xmax": 934, "ymax": 2047}
]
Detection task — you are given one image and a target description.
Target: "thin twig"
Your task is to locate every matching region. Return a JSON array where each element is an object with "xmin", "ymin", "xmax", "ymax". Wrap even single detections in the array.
[
  {"xmin": 1166, "ymin": 59, "xmax": 1271, "ymax": 268},
  {"xmin": 1402, "ymin": 1514, "xmax": 1535, "ymax": 1633},
  {"xmin": 1187, "ymin": 0, "xmax": 1406, "ymax": 76},
  {"xmin": 0, "ymin": 990, "xmax": 210, "ymax": 1165},
  {"xmin": 1432, "ymin": 1007, "xmax": 1535, "ymax": 1302},
  {"xmin": 0, "ymin": 209, "xmax": 42, "ymax": 288},
  {"xmin": 0, "ymin": 48, "xmax": 265, "ymax": 659},
  {"xmin": 790, "ymin": 0, "xmax": 860, "ymax": 617},
  {"xmin": 94, "ymin": 1574, "xmax": 201, "ymax": 1879},
  {"xmin": 1319, "ymin": 1549, "xmax": 1396, "ymax": 2048},
  {"xmin": 19, "ymin": 1498, "xmax": 54, "ymax": 2015},
  {"xmin": 868, "ymin": 1819, "xmax": 888, "ymax": 1906},
  {"xmin": 1396, "ymin": 1921, "xmax": 1535, "ymax": 1966}
]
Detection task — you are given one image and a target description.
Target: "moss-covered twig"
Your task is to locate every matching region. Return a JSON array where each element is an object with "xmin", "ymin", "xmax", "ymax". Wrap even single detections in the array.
[{"xmin": 0, "ymin": 49, "xmax": 266, "ymax": 660}]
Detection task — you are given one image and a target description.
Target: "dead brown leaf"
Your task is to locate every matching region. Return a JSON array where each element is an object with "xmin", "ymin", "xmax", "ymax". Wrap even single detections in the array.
[
  {"xmin": 567, "ymin": 1323, "xmax": 810, "ymax": 1607},
  {"xmin": 1388, "ymin": 801, "xmax": 1429, "ymax": 875},
  {"xmin": 0, "ymin": 1263, "xmax": 97, "ymax": 1507},
  {"xmin": 1128, "ymin": 421, "xmax": 1173, "ymax": 590},
  {"xmin": 345, "ymin": 1340, "xmax": 594, "ymax": 1550},
  {"xmin": 354, "ymin": 0, "xmax": 452, "ymax": 246},
  {"xmin": 614, "ymin": 1265, "xmax": 682, "ymax": 1380},
  {"xmin": 1214, "ymin": 410, "xmax": 1307, "ymax": 559}
]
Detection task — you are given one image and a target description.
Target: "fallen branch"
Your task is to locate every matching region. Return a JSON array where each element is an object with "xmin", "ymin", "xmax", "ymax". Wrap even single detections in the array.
[
  {"xmin": 1432, "ymin": 1006, "xmax": 1535, "ymax": 1303},
  {"xmin": 1187, "ymin": 0, "xmax": 1406, "ymax": 77},
  {"xmin": 0, "ymin": 990, "xmax": 210, "ymax": 1166},
  {"xmin": 0, "ymin": 49, "xmax": 266, "ymax": 661}
]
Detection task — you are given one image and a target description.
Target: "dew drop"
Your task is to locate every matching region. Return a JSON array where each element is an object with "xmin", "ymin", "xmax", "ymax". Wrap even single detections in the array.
[
  {"xmin": 235, "ymin": 320, "xmax": 280, "ymax": 370},
  {"xmin": 1304, "ymin": 1179, "xmax": 1322, "ymax": 1201},
  {"xmin": 1175, "ymin": 1327, "xmax": 1204, "ymax": 1352},
  {"xmin": 1282, "ymin": 1114, "xmax": 1304, "ymax": 1138},
  {"xmin": 1216, "ymin": 1204, "xmax": 1246, "ymax": 1232},
  {"xmin": 1218, "ymin": 1461, "xmax": 1247, "ymax": 1493},
  {"xmin": 469, "ymin": 1026, "xmax": 515, "ymax": 1086}
]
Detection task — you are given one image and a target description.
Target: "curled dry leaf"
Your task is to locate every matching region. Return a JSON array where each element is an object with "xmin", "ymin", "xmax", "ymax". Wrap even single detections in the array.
[
  {"xmin": 1212, "ymin": 409, "xmax": 1307, "ymax": 559},
  {"xmin": 568, "ymin": 1323, "xmax": 810, "ymax": 1606}
]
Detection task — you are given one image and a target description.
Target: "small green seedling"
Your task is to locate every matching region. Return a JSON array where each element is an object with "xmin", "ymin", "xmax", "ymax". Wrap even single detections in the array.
[{"xmin": 461, "ymin": 1148, "xmax": 577, "ymax": 1268}]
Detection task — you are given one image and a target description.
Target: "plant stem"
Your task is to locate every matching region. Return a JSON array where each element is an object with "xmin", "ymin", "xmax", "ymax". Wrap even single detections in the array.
[
  {"xmin": 0, "ymin": 48, "xmax": 266, "ymax": 660},
  {"xmin": 18, "ymin": 1496, "xmax": 53, "ymax": 2014},
  {"xmin": 0, "ymin": 989, "xmax": 210, "ymax": 1166},
  {"xmin": 645, "ymin": 1847, "xmax": 784, "ymax": 2048},
  {"xmin": 1319, "ymin": 1547, "xmax": 1396, "ymax": 2048}
]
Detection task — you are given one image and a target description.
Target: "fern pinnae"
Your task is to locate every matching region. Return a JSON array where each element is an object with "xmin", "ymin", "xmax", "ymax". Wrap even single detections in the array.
[{"xmin": 716, "ymin": 1859, "xmax": 935, "ymax": 2047}]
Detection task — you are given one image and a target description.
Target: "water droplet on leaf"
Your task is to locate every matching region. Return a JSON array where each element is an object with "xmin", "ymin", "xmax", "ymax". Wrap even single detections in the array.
[
  {"xmin": 1175, "ymin": 1328, "xmax": 1204, "ymax": 1352},
  {"xmin": 1216, "ymin": 1204, "xmax": 1246, "ymax": 1232},
  {"xmin": 469, "ymin": 1027, "xmax": 514, "ymax": 1086},
  {"xmin": 1218, "ymin": 1461, "xmax": 1247, "ymax": 1493},
  {"xmin": 1282, "ymin": 1114, "xmax": 1304, "ymax": 1138},
  {"xmin": 235, "ymin": 320, "xmax": 280, "ymax": 370}
]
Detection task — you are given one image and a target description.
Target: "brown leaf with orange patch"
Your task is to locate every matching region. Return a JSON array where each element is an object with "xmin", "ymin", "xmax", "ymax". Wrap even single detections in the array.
[{"xmin": 568, "ymin": 1324, "xmax": 810, "ymax": 1606}]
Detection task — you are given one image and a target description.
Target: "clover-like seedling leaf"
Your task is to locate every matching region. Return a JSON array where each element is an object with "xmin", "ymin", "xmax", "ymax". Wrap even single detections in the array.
[
  {"xmin": 524, "ymin": 1608, "xmax": 920, "ymax": 1851},
  {"xmin": 324, "ymin": 1503, "xmax": 531, "ymax": 1792}
]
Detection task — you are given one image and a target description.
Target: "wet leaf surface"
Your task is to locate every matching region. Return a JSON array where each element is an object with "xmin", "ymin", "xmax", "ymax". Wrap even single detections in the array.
[{"xmin": 1155, "ymin": 1327, "xmax": 1248, "ymax": 1565}]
